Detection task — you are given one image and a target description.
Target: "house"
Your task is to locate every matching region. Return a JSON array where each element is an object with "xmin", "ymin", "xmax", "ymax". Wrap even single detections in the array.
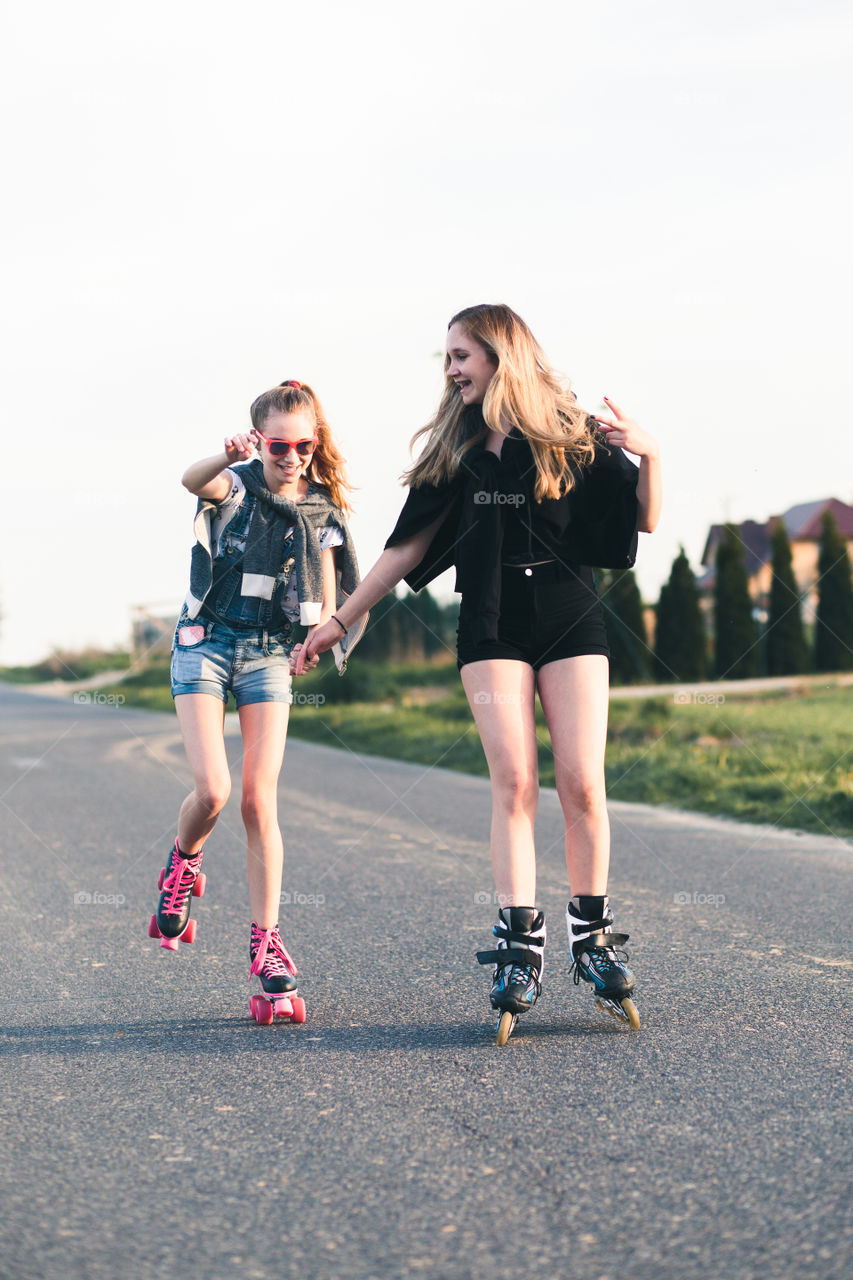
[{"xmin": 699, "ymin": 498, "xmax": 853, "ymax": 620}]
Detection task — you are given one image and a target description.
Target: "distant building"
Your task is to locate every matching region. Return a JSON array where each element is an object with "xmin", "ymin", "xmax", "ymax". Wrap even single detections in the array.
[{"xmin": 699, "ymin": 498, "xmax": 853, "ymax": 620}]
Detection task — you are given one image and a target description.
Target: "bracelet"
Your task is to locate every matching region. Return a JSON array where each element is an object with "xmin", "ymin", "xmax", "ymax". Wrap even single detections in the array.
[{"xmin": 330, "ymin": 614, "xmax": 348, "ymax": 637}]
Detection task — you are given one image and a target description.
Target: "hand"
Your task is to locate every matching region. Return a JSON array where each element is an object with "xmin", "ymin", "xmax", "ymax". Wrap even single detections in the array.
[
  {"xmin": 296, "ymin": 620, "xmax": 343, "ymax": 674},
  {"xmin": 224, "ymin": 432, "xmax": 257, "ymax": 465},
  {"xmin": 595, "ymin": 397, "xmax": 659, "ymax": 460},
  {"xmin": 290, "ymin": 642, "xmax": 319, "ymax": 676}
]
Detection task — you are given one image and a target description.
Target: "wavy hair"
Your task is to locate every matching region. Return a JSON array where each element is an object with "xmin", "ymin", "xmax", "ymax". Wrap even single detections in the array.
[
  {"xmin": 403, "ymin": 304, "xmax": 596, "ymax": 501},
  {"xmin": 249, "ymin": 381, "xmax": 352, "ymax": 515}
]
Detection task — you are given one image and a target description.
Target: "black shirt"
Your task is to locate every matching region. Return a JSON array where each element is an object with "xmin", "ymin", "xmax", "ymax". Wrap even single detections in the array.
[{"xmin": 385, "ymin": 406, "xmax": 639, "ymax": 644}]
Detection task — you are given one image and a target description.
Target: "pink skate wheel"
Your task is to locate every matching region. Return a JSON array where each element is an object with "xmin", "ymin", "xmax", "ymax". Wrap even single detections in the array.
[
  {"xmin": 158, "ymin": 868, "xmax": 166, "ymax": 891},
  {"xmin": 290, "ymin": 997, "xmax": 306, "ymax": 1024},
  {"xmin": 249, "ymin": 995, "xmax": 259, "ymax": 1021},
  {"xmin": 148, "ymin": 915, "xmax": 161, "ymax": 939},
  {"xmin": 192, "ymin": 873, "xmax": 206, "ymax": 898},
  {"xmin": 255, "ymin": 997, "xmax": 274, "ymax": 1026},
  {"xmin": 182, "ymin": 919, "xmax": 197, "ymax": 944}
]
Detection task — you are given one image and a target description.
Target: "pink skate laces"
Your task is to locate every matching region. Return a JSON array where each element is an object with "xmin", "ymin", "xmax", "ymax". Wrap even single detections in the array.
[
  {"xmin": 249, "ymin": 924, "xmax": 298, "ymax": 982},
  {"xmin": 161, "ymin": 844, "xmax": 203, "ymax": 914}
]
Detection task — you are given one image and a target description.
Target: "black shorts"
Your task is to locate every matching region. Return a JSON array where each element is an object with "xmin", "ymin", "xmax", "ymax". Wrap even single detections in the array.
[{"xmin": 456, "ymin": 561, "xmax": 610, "ymax": 671}]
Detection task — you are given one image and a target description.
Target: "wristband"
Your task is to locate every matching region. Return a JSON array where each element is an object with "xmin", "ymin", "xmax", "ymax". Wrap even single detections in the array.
[{"xmin": 330, "ymin": 615, "xmax": 348, "ymax": 637}]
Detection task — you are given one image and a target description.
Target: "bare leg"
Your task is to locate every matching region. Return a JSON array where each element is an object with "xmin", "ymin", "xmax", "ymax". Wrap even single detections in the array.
[
  {"xmin": 535, "ymin": 655, "xmax": 610, "ymax": 896},
  {"xmin": 237, "ymin": 701, "xmax": 290, "ymax": 929},
  {"xmin": 174, "ymin": 694, "xmax": 232, "ymax": 854},
  {"xmin": 460, "ymin": 660, "xmax": 539, "ymax": 907}
]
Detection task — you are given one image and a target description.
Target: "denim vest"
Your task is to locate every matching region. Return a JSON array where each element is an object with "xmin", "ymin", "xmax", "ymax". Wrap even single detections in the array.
[{"xmin": 199, "ymin": 494, "xmax": 296, "ymax": 641}]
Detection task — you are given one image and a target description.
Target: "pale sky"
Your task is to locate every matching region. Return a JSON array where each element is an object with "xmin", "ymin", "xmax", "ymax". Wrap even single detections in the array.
[{"xmin": 2, "ymin": 0, "xmax": 851, "ymax": 665}]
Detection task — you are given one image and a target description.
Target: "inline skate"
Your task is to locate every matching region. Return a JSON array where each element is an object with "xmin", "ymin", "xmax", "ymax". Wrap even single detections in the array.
[
  {"xmin": 567, "ymin": 897, "xmax": 640, "ymax": 1029},
  {"xmin": 476, "ymin": 907, "xmax": 546, "ymax": 1045}
]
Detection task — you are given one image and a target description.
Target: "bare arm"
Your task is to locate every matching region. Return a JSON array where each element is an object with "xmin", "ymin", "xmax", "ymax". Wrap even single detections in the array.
[
  {"xmin": 182, "ymin": 433, "xmax": 257, "ymax": 500},
  {"xmin": 299, "ymin": 508, "xmax": 452, "ymax": 667}
]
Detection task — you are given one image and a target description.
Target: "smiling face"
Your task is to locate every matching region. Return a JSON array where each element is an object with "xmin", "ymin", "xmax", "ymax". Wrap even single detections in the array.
[
  {"xmin": 257, "ymin": 408, "xmax": 317, "ymax": 491},
  {"xmin": 446, "ymin": 323, "xmax": 498, "ymax": 405}
]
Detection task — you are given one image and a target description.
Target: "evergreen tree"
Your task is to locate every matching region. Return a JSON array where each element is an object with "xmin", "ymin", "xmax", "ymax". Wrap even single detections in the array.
[
  {"xmin": 815, "ymin": 510, "xmax": 853, "ymax": 671},
  {"xmin": 601, "ymin": 569, "xmax": 650, "ymax": 685},
  {"xmin": 765, "ymin": 521, "xmax": 808, "ymax": 675},
  {"xmin": 354, "ymin": 586, "xmax": 458, "ymax": 663},
  {"xmin": 714, "ymin": 524, "xmax": 759, "ymax": 678},
  {"xmin": 653, "ymin": 547, "xmax": 707, "ymax": 681}
]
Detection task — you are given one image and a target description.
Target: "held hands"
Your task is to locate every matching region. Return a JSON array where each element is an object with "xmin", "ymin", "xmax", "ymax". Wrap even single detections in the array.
[
  {"xmin": 289, "ymin": 642, "xmax": 320, "ymax": 676},
  {"xmin": 595, "ymin": 398, "xmax": 659, "ymax": 460},
  {"xmin": 224, "ymin": 431, "xmax": 260, "ymax": 466},
  {"xmin": 294, "ymin": 621, "xmax": 341, "ymax": 675}
]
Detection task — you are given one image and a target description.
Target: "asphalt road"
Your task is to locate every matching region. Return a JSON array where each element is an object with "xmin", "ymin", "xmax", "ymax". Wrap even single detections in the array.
[{"xmin": 1, "ymin": 683, "xmax": 851, "ymax": 1280}]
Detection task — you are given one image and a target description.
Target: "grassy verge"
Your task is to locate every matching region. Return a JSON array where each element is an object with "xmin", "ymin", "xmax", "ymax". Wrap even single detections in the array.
[{"xmin": 93, "ymin": 662, "xmax": 853, "ymax": 839}]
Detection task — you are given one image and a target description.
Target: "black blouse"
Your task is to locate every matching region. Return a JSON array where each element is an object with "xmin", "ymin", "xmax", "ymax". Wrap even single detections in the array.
[{"xmin": 385, "ymin": 406, "xmax": 639, "ymax": 643}]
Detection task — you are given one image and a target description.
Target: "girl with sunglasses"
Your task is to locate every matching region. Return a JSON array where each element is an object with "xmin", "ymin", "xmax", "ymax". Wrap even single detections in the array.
[
  {"xmin": 301, "ymin": 305, "xmax": 662, "ymax": 1044},
  {"xmin": 149, "ymin": 380, "xmax": 365, "ymax": 1025}
]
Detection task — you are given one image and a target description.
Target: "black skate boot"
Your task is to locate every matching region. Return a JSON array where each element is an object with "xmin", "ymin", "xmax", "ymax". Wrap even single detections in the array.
[
  {"xmin": 567, "ymin": 897, "xmax": 639, "ymax": 1029},
  {"xmin": 477, "ymin": 907, "xmax": 546, "ymax": 1045},
  {"xmin": 248, "ymin": 922, "xmax": 305, "ymax": 1025},
  {"xmin": 148, "ymin": 840, "xmax": 206, "ymax": 951}
]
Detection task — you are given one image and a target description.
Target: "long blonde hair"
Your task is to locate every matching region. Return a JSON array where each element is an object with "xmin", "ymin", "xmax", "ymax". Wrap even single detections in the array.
[
  {"xmin": 249, "ymin": 380, "xmax": 352, "ymax": 515},
  {"xmin": 404, "ymin": 304, "xmax": 595, "ymax": 501}
]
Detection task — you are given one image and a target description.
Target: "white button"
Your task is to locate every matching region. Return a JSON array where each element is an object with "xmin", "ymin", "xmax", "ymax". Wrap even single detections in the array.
[{"xmin": 524, "ymin": 568, "xmax": 533, "ymax": 577}]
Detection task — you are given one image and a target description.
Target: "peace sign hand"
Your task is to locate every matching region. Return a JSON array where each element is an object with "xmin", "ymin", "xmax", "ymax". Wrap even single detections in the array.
[{"xmin": 595, "ymin": 397, "xmax": 658, "ymax": 460}]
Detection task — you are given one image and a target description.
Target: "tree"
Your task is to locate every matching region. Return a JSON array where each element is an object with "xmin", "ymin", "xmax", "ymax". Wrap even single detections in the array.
[
  {"xmin": 765, "ymin": 521, "xmax": 808, "ymax": 675},
  {"xmin": 601, "ymin": 569, "xmax": 650, "ymax": 685},
  {"xmin": 714, "ymin": 524, "xmax": 759, "ymax": 679},
  {"xmin": 653, "ymin": 548, "xmax": 707, "ymax": 681},
  {"xmin": 814, "ymin": 510, "xmax": 853, "ymax": 671}
]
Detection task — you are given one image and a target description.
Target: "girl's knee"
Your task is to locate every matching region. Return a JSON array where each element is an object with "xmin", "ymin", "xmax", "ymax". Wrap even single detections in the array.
[
  {"xmin": 492, "ymin": 768, "xmax": 539, "ymax": 816},
  {"xmin": 557, "ymin": 771, "xmax": 606, "ymax": 819},
  {"xmin": 240, "ymin": 786, "xmax": 278, "ymax": 827},
  {"xmin": 196, "ymin": 778, "xmax": 231, "ymax": 816}
]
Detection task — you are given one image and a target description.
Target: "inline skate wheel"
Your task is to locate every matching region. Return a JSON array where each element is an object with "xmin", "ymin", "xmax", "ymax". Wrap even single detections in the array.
[
  {"xmin": 496, "ymin": 1010, "xmax": 516, "ymax": 1046},
  {"xmin": 192, "ymin": 873, "xmax": 206, "ymax": 898},
  {"xmin": 182, "ymin": 919, "xmax": 197, "ymax": 944},
  {"xmin": 290, "ymin": 997, "xmax": 306, "ymax": 1024},
  {"xmin": 621, "ymin": 997, "xmax": 640, "ymax": 1030}
]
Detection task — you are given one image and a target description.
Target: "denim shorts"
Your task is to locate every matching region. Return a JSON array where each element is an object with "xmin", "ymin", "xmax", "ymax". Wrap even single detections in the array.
[{"xmin": 170, "ymin": 620, "xmax": 293, "ymax": 706}]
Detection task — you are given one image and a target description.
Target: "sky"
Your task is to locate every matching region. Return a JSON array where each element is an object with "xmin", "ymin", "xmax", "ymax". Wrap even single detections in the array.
[{"xmin": 1, "ymin": 0, "xmax": 851, "ymax": 665}]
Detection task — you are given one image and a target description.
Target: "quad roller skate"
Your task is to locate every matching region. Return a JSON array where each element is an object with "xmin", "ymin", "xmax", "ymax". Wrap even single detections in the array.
[
  {"xmin": 476, "ymin": 907, "xmax": 546, "ymax": 1046},
  {"xmin": 148, "ymin": 840, "xmax": 206, "ymax": 951},
  {"xmin": 248, "ymin": 922, "xmax": 306, "ymax": 1026},
  {"xmin": 567, "ymin": 897, "xmax": 640, "ymax": 1030}
]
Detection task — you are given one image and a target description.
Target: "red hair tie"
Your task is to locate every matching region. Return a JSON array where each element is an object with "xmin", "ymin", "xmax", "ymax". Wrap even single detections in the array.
[{"xmin": 280, "ymin": 379, "xmax": 302, "ymax": 389}]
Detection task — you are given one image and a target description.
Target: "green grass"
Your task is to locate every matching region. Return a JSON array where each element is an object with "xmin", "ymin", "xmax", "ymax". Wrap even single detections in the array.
[
  {"xmin": 95, "ymin": 666, "xmax": 853, "ymax": 838},
  {"xmin": 0, "ymin": 649, "xmax": 131, "ymax": 683}
]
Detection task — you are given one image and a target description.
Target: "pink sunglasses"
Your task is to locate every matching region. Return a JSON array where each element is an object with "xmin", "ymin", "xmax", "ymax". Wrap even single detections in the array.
[{"xmin": 256, "ymin": 431, "xmax": 317, "ymax": 458}]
